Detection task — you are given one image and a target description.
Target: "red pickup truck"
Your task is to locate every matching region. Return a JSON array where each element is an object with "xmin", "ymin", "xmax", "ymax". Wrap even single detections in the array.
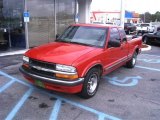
[{"xmin": 20, "ymin": 24, "xmax": 142, "ymax": 98}]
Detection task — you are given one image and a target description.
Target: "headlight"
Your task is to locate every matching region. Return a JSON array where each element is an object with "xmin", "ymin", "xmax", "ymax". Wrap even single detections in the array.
[
  {"xmin": 56, "ymin": 64, "xmax": 76, "ymax": 73},
  {"xmin": 23, "ymin": 56, "xmax": 29, "ymax": 63}
]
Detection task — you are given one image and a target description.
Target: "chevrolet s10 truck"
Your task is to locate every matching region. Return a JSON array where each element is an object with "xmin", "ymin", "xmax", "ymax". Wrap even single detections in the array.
[{"xmin": 20, "ymin": 24, "xmax": 142, "ymax": 99}]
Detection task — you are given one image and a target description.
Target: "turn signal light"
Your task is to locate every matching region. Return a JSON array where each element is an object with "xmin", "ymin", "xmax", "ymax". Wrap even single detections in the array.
[
  {"xmin": 55, "ymin": 73, "xmax": 78, "ymax": 80},
  {"xmin": 23, "ymin": 64, "xmax": 29, "ymax": 68}
]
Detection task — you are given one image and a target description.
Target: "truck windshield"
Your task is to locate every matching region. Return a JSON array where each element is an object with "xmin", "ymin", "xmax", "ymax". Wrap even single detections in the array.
[{"xmin": 56, "ymin": 26, "xmax": 108, "ymax": 48}]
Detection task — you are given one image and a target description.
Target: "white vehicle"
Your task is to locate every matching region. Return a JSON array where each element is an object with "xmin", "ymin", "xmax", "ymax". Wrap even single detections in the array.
[
  {"xmin": 153, "ymin": 25, "xmax": 160, "ymax": 33},
  {"xmin": 136, "ymin": 23, "xmax": 150, "ymax": 34},
  {"xmin": 148, "ymin": 25, "xmax": 155, "ymax": 33}
]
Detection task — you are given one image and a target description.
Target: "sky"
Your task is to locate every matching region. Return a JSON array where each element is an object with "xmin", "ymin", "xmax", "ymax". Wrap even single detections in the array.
[{"xmin": 91, "ymin": 0, "xmax": 160, "ymax": 14}]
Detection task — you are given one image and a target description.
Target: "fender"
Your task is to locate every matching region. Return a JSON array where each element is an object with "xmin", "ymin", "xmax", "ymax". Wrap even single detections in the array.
[
  {"xmin": 79, "ymin": 60, "xmax": 103, "ymax": 77},
  {"xmin": 134, "ymin": 45, "xmax": 141, "ymax": 54},
  {"xmin": 128, "ymin": 45, "xmax": 140, "ymax": 59}
]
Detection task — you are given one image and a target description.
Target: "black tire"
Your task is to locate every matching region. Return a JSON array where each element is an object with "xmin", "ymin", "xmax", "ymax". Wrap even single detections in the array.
[
  {"xmin": 79, "ymin": 68, "xmax": 100, "ymax": 99},
  {"xmin": 143, "ymin": 37, "xmax": 149, "ymax": 44},
  {"xmin": 126, "ymin": 52, "xmax": 137, "ymax": 68}
]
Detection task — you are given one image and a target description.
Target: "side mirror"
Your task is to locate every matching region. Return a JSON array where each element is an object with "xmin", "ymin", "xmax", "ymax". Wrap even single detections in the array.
[
  {"xmin": 108, "ymin": 40, "xmax": 121, "ymax": 48},
  {"xmin": 122, "ymin": 38, "xmax": 127, "ymax": 42},
  {"xmin": 56, "ymin": 34, "xmax": 60, "ymax": 39}
]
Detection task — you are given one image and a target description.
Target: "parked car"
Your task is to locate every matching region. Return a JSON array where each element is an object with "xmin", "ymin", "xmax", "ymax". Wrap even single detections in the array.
[
  {"xmin": 142, "ymin": 31, "xmax": 160, "ymax": 44},
  {"xmin": 154, "ymin": 26, "xmax": 160, "ymax": 33},
  {"xmin": 147, "ymin": 25, "xmax": 155, "ymax": 33},
  {"xmin": 124, "ymin": 23, "xmax": 137, "ymax": 34},
  {"xmin": 19, "ymin": 24, "xmax": 142, "ymax": 99},
  {"xmin": 136, "ymin": 23, "xmax": 150, "ymax": 35}
]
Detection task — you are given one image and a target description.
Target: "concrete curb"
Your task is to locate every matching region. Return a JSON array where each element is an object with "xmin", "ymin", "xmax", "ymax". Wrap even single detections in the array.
[
  {"xmin": 0, "ymin": 49, "xmax": 28, "ymax": 57},
  {"xmin": 141, "ymin": 44, "xmax": 152, "ymax": 51}
]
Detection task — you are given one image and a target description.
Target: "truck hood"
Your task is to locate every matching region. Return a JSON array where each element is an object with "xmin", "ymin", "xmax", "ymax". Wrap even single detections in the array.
[{"xmin": 25, "ymin": 42, "xmax": 96, "ymax": 65}]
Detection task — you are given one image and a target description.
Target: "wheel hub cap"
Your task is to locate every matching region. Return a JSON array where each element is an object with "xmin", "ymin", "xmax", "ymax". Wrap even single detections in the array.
[
  {"xmin": 132, "ymin": 57, "xmax": 136, "ymax": 65},
  {"xmin": 87, "ymin": 74, "xmax": 98, "ymax": 94}
]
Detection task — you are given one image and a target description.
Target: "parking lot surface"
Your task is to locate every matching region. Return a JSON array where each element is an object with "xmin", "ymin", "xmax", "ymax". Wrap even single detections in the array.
[{"xmin": 0, "ymin": 46, "xmax": 160, "ymax": 120}]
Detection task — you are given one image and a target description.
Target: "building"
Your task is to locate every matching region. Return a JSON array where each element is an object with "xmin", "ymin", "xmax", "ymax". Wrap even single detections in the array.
[
  {"xmin": 125, "ymin": 11, "xmax": 140, "ymax": 23},
  {"xmin": 91, "ymin": 11, "xmax": 121, "ymax": 25},
  {"xmin": 91, "ymin": 10, "xmax": 140, "ymax": 25},
  {"xmin": 0, "ymin": 0, "xmax": 92, "ymax": 52}
]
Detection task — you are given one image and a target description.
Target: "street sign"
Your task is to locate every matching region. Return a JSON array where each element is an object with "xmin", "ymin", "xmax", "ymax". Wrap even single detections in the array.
[
  {"xmin": 23, "ymin": 12, "xmax": 30, "ymax": 17},
  {"xmin": 23, "ymin": 12, "xmax": 30, "ymax": 22}
]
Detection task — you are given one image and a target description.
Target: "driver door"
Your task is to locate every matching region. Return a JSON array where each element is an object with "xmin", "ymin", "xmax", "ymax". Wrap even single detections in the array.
[{"xmin": 102, "ymin": 27, "xmax": 128, "ymax": 74}]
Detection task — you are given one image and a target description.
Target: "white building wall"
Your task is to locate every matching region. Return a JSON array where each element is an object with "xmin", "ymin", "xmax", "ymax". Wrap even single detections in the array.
[{"xmin": 77, "ymin": 0, "xmax": 91, "ymax": 23}]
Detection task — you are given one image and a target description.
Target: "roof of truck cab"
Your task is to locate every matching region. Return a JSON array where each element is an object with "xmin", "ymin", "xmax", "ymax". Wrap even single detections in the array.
[{"xmin": 71, "ymin": 23, "xmax": 121, "ymax": 28}]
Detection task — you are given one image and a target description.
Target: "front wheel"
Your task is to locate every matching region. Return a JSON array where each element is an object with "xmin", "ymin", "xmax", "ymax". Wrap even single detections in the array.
[
  {"xmin": 79, "ymin": 68, "xmax": 100, "ymax": 99},
  {"xmin": 126, "ymin": 52, "xmax": 137, "ymax": 68}
]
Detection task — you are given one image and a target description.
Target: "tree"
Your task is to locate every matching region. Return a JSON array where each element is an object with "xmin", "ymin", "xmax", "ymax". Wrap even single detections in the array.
[
  {"xmin": 144, "ymin": 12, "xmax": 152, "ymax": 23},
  {"xmin": 140, "ymin": 11, "xmax": 160, "ymax": 22},
  {"xmin": 140, "ymin": 12, "xmax": 152, "ymax": 23},
  {"xmin": 152, "ymin": 11, "xmax": 160, "ymax": 22}
]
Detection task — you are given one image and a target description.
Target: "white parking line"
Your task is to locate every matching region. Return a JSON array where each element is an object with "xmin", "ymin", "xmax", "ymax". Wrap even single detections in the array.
[
  {"xmin": 142, "ymin": 54, "xmax": 160, "ymax": 57},
  {"xmin": 136, "ymin": 65, "xmax": 160, "ymax": 72}
]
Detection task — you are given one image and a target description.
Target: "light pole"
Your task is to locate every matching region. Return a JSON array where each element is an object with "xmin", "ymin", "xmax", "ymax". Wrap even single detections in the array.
[
  {"xmin": 144, "ymin": 12, "xmax": 146, "ymax": 23},
  {"xmin": 24, "ymin": 0, "xmax": 29, "ymax": 49}
]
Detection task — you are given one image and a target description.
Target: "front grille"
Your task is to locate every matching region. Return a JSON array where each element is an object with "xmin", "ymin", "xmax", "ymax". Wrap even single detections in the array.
[
  {"xmin": 27, "ymin": 59, "xmax": 56, "ymax": 78},
  {"xmin": 29, "ymin": 59, "xmax": 56, "ymax": 70}
]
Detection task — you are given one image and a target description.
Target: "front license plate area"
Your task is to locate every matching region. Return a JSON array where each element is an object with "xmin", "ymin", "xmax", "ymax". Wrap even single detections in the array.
[{"xmin": 35, "ymin": 80, "xmax": 45, "ymax": 88}]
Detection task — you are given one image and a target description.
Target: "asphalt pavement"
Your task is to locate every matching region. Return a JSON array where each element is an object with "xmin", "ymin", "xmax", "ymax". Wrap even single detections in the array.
[{"xmin": 0, "ymin": 45, "xmax": 160, "ymax": 120}]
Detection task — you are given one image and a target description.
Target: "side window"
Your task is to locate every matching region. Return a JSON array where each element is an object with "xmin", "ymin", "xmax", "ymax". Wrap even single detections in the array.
[
  {"xmin": 118, "ymin": 28, "xmax": 126, "ymax": 40},
  {"xmin": 109, "ymin": 28, "xmax": 121, "ymax": 42}
]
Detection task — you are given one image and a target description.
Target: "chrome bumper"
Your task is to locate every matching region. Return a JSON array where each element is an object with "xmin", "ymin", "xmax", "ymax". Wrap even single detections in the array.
[{"xmin": 19, "ymin": 67, "xmax": 84, "ymax": 86}]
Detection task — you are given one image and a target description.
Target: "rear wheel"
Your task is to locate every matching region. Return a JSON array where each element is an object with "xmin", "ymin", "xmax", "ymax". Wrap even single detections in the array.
[
  {"xmin": 79, "ymin": 68, "xmax": 100, "ymax": 99},
  {"xmin": 143, "ymin": 37, "xmax": 149, "ymax": 44},
  {"xmin": 126, "ymin": 52, "xmax": 137, "ymax": 68}
]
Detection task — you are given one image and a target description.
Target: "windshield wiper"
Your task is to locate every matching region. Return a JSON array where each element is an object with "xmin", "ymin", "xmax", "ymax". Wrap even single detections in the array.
[
  {"xmin": 55, "ymin": 39, "xmax": 71, "ymax": 43},
  {"xmin": 55, "ymin": 40, "xmax": 94, "ymax": 47},
  {"xmin": 70, "ymin": 41, "xmax": 94, "ymax": 47}
]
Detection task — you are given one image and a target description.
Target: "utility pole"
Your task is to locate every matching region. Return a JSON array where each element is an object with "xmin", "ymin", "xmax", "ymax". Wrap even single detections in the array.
[{"xmin": 120, "ymin": 0, "xmax": 125, "ymax": 28}]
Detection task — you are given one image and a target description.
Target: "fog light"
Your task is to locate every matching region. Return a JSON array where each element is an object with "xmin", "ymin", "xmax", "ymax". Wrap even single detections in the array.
[{"xmin": 55, "ymin": 73, "xmax": 78, "ymax": 80}]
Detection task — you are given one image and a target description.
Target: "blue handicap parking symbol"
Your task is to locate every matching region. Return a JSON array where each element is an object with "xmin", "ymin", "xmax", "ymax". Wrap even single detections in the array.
[{"xmin": 105, "ymin": 76, "xmax": 142, "ymax": 87}]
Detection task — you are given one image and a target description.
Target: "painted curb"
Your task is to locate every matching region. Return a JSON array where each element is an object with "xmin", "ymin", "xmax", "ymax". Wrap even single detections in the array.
[
  {"xmin": 141, "ymin": 44, "xmax": 151, "ymax": 51},
  {"xmin": 0, "ymin": 49, "xmax": 28, "ymax": 57}
]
